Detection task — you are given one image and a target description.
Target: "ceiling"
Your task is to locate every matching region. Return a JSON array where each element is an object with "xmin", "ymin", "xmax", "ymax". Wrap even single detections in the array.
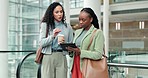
[{"xmin": 70, "ymin": 12, "xmax": 148, "ymax": 25}]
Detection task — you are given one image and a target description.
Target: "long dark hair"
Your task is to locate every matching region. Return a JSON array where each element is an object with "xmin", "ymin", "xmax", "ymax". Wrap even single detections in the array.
[
  {"xmin": 80, "ymin": 8, "xmax": 99, "ymax": 29},
  {"xmin": 42, "ymin": 2, "xmax": 65, "ymax": 29}
]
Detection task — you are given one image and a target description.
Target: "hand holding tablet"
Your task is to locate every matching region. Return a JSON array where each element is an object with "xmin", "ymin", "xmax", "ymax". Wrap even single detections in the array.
[{"xmin": 60, "ymin": 43, "xmax": 77, "ymax": 51}]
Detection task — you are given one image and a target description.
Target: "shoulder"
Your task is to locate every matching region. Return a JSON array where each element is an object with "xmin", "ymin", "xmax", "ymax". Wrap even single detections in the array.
[
  {"xmin": 41, "ymin": 22, "xmax": 46, "ymax": 27},
  {"xmin": 96, "ymin": 29, "xmax": 103, "ymax": 33},
  {"xmin": 76, "ymin": 28, "xmax": 83, "ymax": 32},
  {"xmin": 95, "ymin": 29, "xmax": 104, "ymax": 38},
  {"xmin": 91, "ymin": 28, "xmax": 104, "ymax": 37},
  {"xmin": 64, "ymin": 23, "xmax": 69, "ymax": 27},
  {"xmin": 64, "ymin": 23, "xmax": 72, "ymax": 29},
  {"xmin": 40, "ymin": 22, "xmax": 47, "ymax": 30},
  {"xmin": 74, "ymin": 28, "xmax": 83, "ymax": 35}
]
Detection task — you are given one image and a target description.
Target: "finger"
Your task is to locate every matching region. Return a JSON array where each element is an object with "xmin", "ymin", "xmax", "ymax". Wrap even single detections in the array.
[
  {"xmin": 53, "ymin": 28, "xmax": 61, "ymax": 33},
  {"xmin": 75, "ymin": 52, "xmax": 80, "ymax": 56},
  {"xmin": 55, "ymin": 28, "xmax": 61, "ymax": 32},
  {"xmin": 67, "ymin": 47, "xmax": 74, "ymax": 51}
]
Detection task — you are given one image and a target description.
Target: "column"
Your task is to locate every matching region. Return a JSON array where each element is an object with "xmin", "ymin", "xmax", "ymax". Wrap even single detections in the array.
[
  {"xmin": 83, "ymin": 0, "xmax": 101, "ymax": 29},
  {"xmin": 63, "ymin": 0, "xmax": 70, "ymax": 78},
  {"xmin": 63, "ymin": 0, "xmax": 70, "ymax": 24},
  {"xmin": 0, "ymin": 0, "xmax": 8, "ymax": 78},
  {"xmin": 103, "ymin": 0, "xmax": 109, "ymax": 56}
]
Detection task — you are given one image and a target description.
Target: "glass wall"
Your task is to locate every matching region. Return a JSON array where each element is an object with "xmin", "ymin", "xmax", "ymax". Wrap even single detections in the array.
[
  {"xmin": 70, "ymin": 0, "xmax": 83, "ymax": 8},
  {"xmin": 8, "ymin": 0, "xmax": 51, "ymax": 78},
  {"xmin": 9, "ymin": 0, "xmax": 45, "ymax": 51}
]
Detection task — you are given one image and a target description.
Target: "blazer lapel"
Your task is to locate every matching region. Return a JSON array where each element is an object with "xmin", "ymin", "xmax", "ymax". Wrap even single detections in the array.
[
  {"xmin": 80, "ymin": 26, "xmax": 95, "ymax": 47},
  {"xmin": 73, "ymin": 25, "xmax": 96, "ymax": 47},
  {"xmin": 73, "ymin": 29, "xmax": 83, "ymax": 43}
]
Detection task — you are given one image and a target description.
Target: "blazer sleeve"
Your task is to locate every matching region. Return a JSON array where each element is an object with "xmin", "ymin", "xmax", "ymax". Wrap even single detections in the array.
[{"xmin": 39, "ymin": 23, "xmax": 54, "ymax": 47}]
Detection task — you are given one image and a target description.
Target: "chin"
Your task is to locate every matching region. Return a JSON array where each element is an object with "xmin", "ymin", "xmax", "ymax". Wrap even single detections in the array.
[
  {"xmin": 79, "ymin": 25, "xmax": 83, "ymax": 28},
  {"xmin": 55, "ymin": 20, "xmax": 62, "ymax": 22}
]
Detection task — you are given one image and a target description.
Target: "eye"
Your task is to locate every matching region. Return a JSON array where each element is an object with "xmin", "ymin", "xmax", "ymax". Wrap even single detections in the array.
[
  {"xmin": 81, "ymin": 18, "xmax": 86, "ymax": 22},
  {"xmin": 55, "ymin": 11, "xmax": 59, "ymax": 14},
  {"xmin": 60, "ymin": 10, "xmax": 63, "ymax": 13},
  {"xmin": 83, "ymin": 19, "xmax": 87, "ymax": 22}
]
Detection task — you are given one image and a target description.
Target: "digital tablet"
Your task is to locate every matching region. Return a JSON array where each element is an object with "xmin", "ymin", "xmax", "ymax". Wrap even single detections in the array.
[{"xmin": 60, "ymin": 43, "xmax": 77, "ymax": 51}]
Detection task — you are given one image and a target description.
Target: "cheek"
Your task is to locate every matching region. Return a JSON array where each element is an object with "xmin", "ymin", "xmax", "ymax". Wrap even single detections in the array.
[
  {"xmin": 53, "ymin": 12, "xmax": 58, "ymax": 16},
  {"xmin": 54, "ymin": 15, "xmax": 58, "ymax": 19},
  {"xmin": 86, "ymin": 20, "xmax": 92, "ymax": 25},
  {"xmin": 84, "ymin": 21, "xmax": 89, "ymax": 25}
]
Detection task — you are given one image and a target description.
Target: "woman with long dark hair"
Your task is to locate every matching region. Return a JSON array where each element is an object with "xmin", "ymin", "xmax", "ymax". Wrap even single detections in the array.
[{"xmin": 39, "ymin": 2, "xmax": 73, "ymax": 78}]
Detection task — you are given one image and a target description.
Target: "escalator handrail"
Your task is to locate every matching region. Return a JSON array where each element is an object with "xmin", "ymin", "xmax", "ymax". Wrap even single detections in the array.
[
  {"xmin": 16, "ymin": 52, "xmax": 35, "ymax": 78},
  {"xmin": 108, "ymin": 63, "xmax": 148, "ymax": 69}
]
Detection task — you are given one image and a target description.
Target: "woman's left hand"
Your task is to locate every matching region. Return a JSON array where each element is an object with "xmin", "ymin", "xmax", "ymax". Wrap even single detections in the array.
[{"xmin": 66, "ymin": 46, "xmax": 81, "ymax": 56}]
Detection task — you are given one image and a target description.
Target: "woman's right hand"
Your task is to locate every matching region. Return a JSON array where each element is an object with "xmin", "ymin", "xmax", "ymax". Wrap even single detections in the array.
[
  {"xmin": 66, "ymin": 46, "xmax": 81, "ymax": 56},
  {"xmin": 53, "ymin": 28, "xmax": 61, "ymax": 37}
]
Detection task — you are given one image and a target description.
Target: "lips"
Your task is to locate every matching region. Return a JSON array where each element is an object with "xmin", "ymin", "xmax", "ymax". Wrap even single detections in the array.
[
  {"xmin": 58, "ymin": 17, "xmax": 62, "ymax": 20},
  {"xmin": 79, "ymin": 24, "xmax": 83, "ymax": 27}
]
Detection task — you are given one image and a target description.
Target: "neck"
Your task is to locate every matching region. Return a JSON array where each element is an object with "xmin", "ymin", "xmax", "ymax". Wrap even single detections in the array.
[{"xmin": 84, "ymin": 24, "xmax": 91, "ymax": 30}]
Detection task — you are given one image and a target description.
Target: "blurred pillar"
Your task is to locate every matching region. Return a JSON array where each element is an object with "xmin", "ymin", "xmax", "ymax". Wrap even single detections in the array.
[
  {"xmin": 63, "ymin": 0, "xmax": 70, "ymax": 24},
  {"xmin": 103, "ymin": 0, "xmax": 109, "ymax": 56},
  {"xmin": 0, "ymin": 0, "xmax": 8, "ymax": 78},
  {"xmin": 63, "ymin": 0, "xmax": 70, "ymax": 78}
]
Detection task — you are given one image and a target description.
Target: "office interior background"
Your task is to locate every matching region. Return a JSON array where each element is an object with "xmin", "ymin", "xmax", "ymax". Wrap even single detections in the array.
[{"xmin": 0, "ymin": 0, "xmax": 148, "ymax": 78}]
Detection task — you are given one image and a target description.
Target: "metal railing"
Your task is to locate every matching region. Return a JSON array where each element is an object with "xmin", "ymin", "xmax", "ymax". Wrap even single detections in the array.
[
  {"xmin": 1, "ymin": 51, "xmax": 148, "ymax": 78},
  {"xmin": 108, "ymin": 63, "xmax": 148, "ymax": 69},
  {"xmin": 16, "ymin": 52, "xmax": 35, "ymax": 78}
]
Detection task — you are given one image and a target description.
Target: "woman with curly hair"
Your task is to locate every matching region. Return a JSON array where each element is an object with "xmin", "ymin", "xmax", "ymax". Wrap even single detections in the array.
[{"xmin": 39, "ymin": 2, "xmax": 73, "ymax": 78}]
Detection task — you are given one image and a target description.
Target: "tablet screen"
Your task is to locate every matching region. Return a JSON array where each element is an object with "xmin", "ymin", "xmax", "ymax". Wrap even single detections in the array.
[{"xmin": 60, "ymin": 43, "xmax": 77, "ymax": 51}]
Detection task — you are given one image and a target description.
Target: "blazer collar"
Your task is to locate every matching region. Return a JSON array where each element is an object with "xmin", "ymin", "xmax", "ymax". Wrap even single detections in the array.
[{"xmin": 74, "ymin": 25, "xmax": 96, "ymax": 44}]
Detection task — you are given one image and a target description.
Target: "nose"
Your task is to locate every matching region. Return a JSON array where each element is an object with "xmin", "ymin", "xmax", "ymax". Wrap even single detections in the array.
[
  {"xmin": 58, "ymin": 12, "xmax": 62, "ymax": 16},
  {"xmin": 79, "ymin": 20, "xmax": 83, "ymax": 24}
]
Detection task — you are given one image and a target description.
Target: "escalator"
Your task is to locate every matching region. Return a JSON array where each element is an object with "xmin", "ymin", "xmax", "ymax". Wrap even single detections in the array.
[{"xmin": 16, "ymin": 52, "xmax": 41, "ymax": 78}]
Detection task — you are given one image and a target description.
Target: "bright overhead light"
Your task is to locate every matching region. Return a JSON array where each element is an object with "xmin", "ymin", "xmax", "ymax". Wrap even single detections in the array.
[
  {"xmin": 139, "ymin": 21, "xmax": 144, "ymax": 29},
  {"xmin": 116, "ymin": 23, "xmax": 120, "ymax": 30}
]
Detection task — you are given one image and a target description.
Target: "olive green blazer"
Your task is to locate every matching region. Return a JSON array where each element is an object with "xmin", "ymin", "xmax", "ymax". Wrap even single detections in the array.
[{"xmin": 69, "ymin": 25, "xmax": 105, "ymax": 71}]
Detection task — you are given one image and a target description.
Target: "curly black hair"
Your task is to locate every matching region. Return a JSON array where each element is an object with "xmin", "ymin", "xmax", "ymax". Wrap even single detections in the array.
[
  {"xmin": 80, "ymin": 8, "xmax": 99, "ymax": 29},
  {"xmin": 42, "ymin": 2, "xmax": 65, "ymax": 29}
]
